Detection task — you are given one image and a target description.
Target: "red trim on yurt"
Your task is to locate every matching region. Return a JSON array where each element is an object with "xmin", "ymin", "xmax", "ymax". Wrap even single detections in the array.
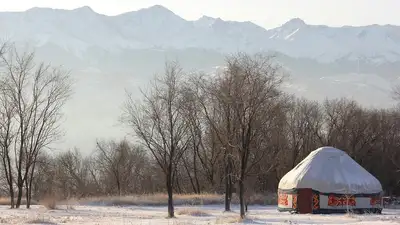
[
  {"xmin": 278, "ymin": 193, "xmax": 289, "ymax": 206},
  {"xmin": 328, "ymin": 194, "xmax": 356, "ymax": 207},
  {"xmin": 370, "ymin": 196, "xmax": 382, "ymax": 206},
  {"xmin": 292, "ymin": 195, "xmax": 298, "ymax": 209}
]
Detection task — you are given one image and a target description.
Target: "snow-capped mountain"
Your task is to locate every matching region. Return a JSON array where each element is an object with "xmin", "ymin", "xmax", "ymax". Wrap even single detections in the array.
[
  {"xmin": 1, "ymin": 5, "xmax": 400, "ymax": 63},
  {"xmin": 267, "ymin": 18, "xmax": 400, "ymax": 63}
]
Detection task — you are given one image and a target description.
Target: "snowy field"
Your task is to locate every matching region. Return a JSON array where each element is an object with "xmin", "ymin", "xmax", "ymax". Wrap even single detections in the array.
[{"xmin": 0, "ymin": 205, "xmax": 399, "ymax": 225}]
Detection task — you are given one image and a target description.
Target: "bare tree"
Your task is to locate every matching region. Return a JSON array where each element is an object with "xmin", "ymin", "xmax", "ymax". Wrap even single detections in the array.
[
  {"xmin": 31, "ymin": 151, "xmax": 56, "ymax": 200},
  {"xmin": 182, "ymin": 87, "xmax": 204, "ymax": 194},
  {"xmin": 123, "ymin": 145, "xmax": 149, "ymax": 194},
  {"xmin": 0, "ymin": 42, "xmax": 17, "ymax": 208},
  {"xmin": 0, "ymin": 45, "xmax": 396, "ymax": 206},
  {"xmin": 380, "ymin": 109, "xmax": 400, "ymax": 193},
  {"xmin": 0, "ymin": 43, "xmax": 72, "ymax": 208},
  {"xmin": 0, "ymin": 89, "xmax": 17, "ymax": 208},
  {"xmin": 56, "ymin": 148, "xmax": 92, "ymax": 198},
  {"xmin": 224, "ymin": 53, "xmax": 284, "ymax": 218},
  {"xmin": 122, "ymin": 61, "xmax": 190, "ymax": 218},
  {"xmin": 177, "ymin": 80, "xmax": 225, "ymax": 192},
  {"xmin": 285, "ymin": 97, "xmax": 323, "ymax": 168},
  {"xmin": 95, "ymin": 140, "xmax": 126, "ymax": 196},
  {"xmin": 391, "ymin": 84, "xmax": 400, "ymax": 102},
  {"xmin": 190, "ymin": 71, "xmax": 236, "ymax": 211},
  {"xmin": 94, "ymin": 139, "xmax": 149, "ymax": 196},
  {"xmin": 196, "ymin": 123, "xmax": 224, "ymax": 191}
]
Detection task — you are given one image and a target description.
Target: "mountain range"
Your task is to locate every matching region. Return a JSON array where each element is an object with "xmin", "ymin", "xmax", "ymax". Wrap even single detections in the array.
[
  {"xmin": 2, "ymin": 5, "xmax": 400, "ymax": 64},
  {"xmin": 1, "ymin": 5, "xmax": 399, "ymax": 152}
]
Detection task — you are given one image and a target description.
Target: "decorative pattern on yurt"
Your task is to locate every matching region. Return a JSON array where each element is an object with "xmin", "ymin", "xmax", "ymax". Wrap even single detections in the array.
[{"xmin": 277, "ymin": 147, "xmax": 383, "ymax": 214}]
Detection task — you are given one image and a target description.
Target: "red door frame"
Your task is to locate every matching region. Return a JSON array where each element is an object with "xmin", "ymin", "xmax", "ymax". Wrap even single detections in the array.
[{"xmin": 297, "ymin": 188, "xmax": 313, "ymax": 214}]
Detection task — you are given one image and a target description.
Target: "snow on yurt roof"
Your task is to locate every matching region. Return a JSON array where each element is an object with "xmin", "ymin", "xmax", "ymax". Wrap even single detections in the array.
[{"xmin": 278, "ymin": 146, "xmax": 382, "ymax": 194}]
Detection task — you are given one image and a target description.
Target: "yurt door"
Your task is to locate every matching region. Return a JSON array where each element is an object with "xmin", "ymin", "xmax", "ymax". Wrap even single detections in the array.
[{"xmin": 297, "ymin": 189, "xmax": 313, "ymax": 214}]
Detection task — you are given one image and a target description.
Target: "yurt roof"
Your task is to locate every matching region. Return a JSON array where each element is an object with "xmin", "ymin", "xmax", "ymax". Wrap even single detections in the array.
[{"xmin": 278, "ymin": 147, "xmax": 382, "ymax": 194}]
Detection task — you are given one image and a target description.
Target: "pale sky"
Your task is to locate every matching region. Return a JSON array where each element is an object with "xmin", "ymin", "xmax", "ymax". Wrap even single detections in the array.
[{"xmin": 0, "ymin": 0, "xmax": 399, "ymax": 29}]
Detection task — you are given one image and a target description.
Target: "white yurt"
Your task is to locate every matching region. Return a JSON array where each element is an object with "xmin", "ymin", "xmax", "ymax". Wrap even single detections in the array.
[{"xmin": 277, "ymin": 146, "xmax": 383, "ymax": 214}]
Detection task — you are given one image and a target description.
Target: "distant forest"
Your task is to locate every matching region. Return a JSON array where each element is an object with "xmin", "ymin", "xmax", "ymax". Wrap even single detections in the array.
[{"xmin": 0, "ymin": 42, "xmax": 399, "ymax": 218}]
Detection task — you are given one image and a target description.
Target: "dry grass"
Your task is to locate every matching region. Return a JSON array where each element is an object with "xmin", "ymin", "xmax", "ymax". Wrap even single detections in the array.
[
  {"xmin": 345, "ymin": 211, "xmax": 358, "ymax": 218},
  {"xmin": 215, "ymin": 216, "xmax": 254, "ymax": 224},
  {"xmin": 169, "ymin": 222, "xmax": 198, "ymax": 225},
  {"xmin": 0, "ymin": 197, "xmax": 39, "ymax": 206},
  {"xmin": 75, "ymin": 192, "xmax": 276, "ymax": 207},
  {"xmin": 176, "ymin": 208, "xmax": 211, "ymax": 217},
  {"xmin": 39, "ymin": 196, "xmax": 58, "ymax": 210},
  {"xmin": 26, "ymin": 218, "xmax": 57, "ymax": 224},
  {"xmin": 0, "ymin": 218, "xmax": 9, "ymax": 224},
  {"xmin": 0, "ymin": 192, "xmax": 277, "ymax": 208},
  {"xmin": 0, "ymin": 197, "xmax": 9, "ymax": 205},
  {"xmin": 77, "ymin": 193, "xmax": 223, "ymax": 206}
]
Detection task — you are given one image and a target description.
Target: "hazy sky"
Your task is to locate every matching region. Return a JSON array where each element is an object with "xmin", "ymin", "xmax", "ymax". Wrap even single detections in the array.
[{"xmin": 0, "ymin": 0, "xmax": 399, "ymax": 29}]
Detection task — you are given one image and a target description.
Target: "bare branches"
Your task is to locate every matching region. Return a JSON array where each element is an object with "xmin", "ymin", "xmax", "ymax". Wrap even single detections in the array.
[
  {"xmin": 122, "ymin": 61, "xmax": 190, "ymax": 218},
  {"xmin": 217, "ymin": 53, "xmax": 285, "ymax": 218},
  {"xmin": 0, "ymin": 46, "xmax": 398, "ymax": 210},
  {"xmin": 391, "ymin": 84, "xmax": 400, "ymax": 102},
  {"xmin": 0, "ymin": 43, "xmax": 72, "ymax": 208}
]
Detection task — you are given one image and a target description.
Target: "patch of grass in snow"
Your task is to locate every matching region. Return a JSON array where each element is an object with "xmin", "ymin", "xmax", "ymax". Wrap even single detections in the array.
[
  {"xmin": 0, "ymin": 218, "xmax": 9, "ymax": 224},
  {"xmin": 344, "ymin": 212, "xmax": 361, "ymax": 219},
  {"xmin": 26, "ymin": 218, "xmax": 57, "ymax": 224},
  {"xmin": 76, "ymin": 193, "xmax": 221, "ymax": 206},
  {"xmin": 39, "ymin": 195, "xmax": 76, "ymax": 210},
  {"xmin": 39, "ymin": 196, "xmax": 58, "ymax": 210},
  {"xmin": 169, "ymin": 222, "xmax": 197, "ymax": 225},
  {"xmin": 75, "ymin": 192, "xmax": 277, "ymax": 207},
  {"xmin": 215, "ymin": 216, "xmax": 247, "ymax": 224},
  {"xmin": 283, "ymin": 219, "xmax": 298, "ymax": 224},
  {"xmin": 0, "ymin": 197, "xmax": 38, "ymax": 206},
  {"xmin": 215, "ymin": 215, "xmax": 265, "ymax": 224},
  {"xmin": 176, "ymin": 208, "xmax": 211, "ymax": 217}
]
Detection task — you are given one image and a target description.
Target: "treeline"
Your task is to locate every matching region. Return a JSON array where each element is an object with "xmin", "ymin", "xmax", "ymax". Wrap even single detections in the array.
[
  {"xmin": 0, "ymin": 46, "xmax": 399, "ymax": 218},
  {"xmin": 22, "ymin": 97, "xmax": 400, "ymax": 202}
]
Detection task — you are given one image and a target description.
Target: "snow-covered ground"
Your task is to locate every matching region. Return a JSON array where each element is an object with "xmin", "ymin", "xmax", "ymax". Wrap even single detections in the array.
[{"xmin": 0, "ymin": 205, "xmax": 399, "ymax": 225}]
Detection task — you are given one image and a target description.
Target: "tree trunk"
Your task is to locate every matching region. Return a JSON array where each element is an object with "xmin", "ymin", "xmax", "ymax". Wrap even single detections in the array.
[
  {"xmin": 2, "ymin": 155, "xmax": 14, "ymax": 208},
  {"xmin": 9, "ymin": 183, "xmax": 14, "ymax": 209},
  {"xmin": 116, "ymin": 178, "xmax": 121, "ymax": 196},
  {"xmin": 224, "ymin": 181, "xmax": 231, "ymax": 211},
  {"xmin": 8, "ymin": 163, "xmax": 14, "ymax": 208},
  {"xmin": 239, "ymin": 146, "xmax": 248, "ymax": 219},
  {"xmin": 25, "ymin": 182, "xmax": 30, "ymax": 209},
  {"xmin": 25, "ymin": 171, "xmax": 31, "ymax": 209},
  {"xmin": 26, "ymin": 159, "xmax": 39, "ymax": 209},
  {"xmin": 224, "ymin": 157, "xmax": 232, "ymax": 211},
  {"xmin": 174, "ymin": 170, "xmax": 182, "ymax": 194},
  {"xmin": 16, "ymin": 181, "xmax": 23, "ymax": 208},
  {"xmin": 239, "ymin": 177, "xmax": 245, "ymax": 219},
  {"xmin": 166, "ymin": 172, "xmax": 174, "ymax": 218},
  {"xmin": 183, "ymin": 157, "xmax": 197, "ymax": 193},
  {"xmin": 193, "ymin": 146, "xmax": 201, "ymax": 194}
]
